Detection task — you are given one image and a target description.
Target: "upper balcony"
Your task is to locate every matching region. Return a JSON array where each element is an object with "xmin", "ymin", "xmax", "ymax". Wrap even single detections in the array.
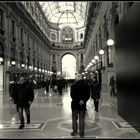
[{"xmin": 51, "ymin": 42, "xmax": 84, "ymax": 50}]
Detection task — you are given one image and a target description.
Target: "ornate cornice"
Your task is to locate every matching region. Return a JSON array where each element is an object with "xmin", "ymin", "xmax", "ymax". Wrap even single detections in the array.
[{"xmin": 110, "ymin": 2, "xmax": 118, "ymax": 15}]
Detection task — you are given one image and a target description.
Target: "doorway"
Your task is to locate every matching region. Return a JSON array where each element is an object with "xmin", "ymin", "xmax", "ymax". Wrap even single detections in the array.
[{"xmin": 61, "ymin": 54, "xmax": 76, "ymax": 79}]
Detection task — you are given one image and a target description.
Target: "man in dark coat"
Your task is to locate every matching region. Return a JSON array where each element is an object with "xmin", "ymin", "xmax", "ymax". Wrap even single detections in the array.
[
  {"xmin": 13, "ymin": 76, "xmax": 34, "ymax": 129},
  {"xmin": 70, "ymin": 73, "xmax": 90, "ymax": 138},
  {"xmin": 90, "ymin": 76, "xmax": 101, "ymax": 112},
  {"xmin": 109, "ymin": 76, "xmax": 115, "ymax": 96},
  {"xmin": 45, "ymin": 78, "xmax": 50, "ymax": 93},
  {"xmin": 56, "ymin": 76, "xmax": 64, "ymax": 95}
]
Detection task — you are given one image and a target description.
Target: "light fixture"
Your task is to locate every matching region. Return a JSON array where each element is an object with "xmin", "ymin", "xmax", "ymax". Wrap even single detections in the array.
[
  {"xmin": 21, "ymin": 64, "xmax": 25, "ymax": 68},
  {"xmin": 89, "ymin": 62, "xmax": 92, "ymax": 66},
  {"xmin": 0, "ymin": 57, "xmax": 3, "ymax": 62},
  {"xmin": 94, "ymin": 55, "xmax": 99, "ymax": 60},
  {"xmin": 91, "ymin": 59, "xmax": 96, "ymax": 63},
  {"xmin": 57, "ymin": 72, "xmax": 61, "ymax": 75},
  {"xmin": 39, "ymin": 68, "xmax": 41, "ymax": 72},
  {"xmin": 99, "ymin": 49, "xmax": 104, "ymax": 55},
  {"xmin": 11, "ymin": 61, "xmax": 16, "ymax": 66},
  {"xmin": 34, "ymin": 67, "xmax": 37, "ymax": 71},
  {"xmin": 29, "ymin": 66, "xmax": 32, "ymax": 69},
  {"xmin": 107, "ymin": 39, "xmax": 114, "ymax": 46}
]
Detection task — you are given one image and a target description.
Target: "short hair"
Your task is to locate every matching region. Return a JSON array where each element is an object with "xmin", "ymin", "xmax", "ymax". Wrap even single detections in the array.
[{"xmin": 75, "ymin": 73, "xmax": 82, "ymax": 79}]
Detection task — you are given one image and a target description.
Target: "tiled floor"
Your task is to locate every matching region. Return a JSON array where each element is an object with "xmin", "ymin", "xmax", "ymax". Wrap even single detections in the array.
[{"xmin": 0, "ymin": 86, "xmax": 140, "ymax": 139}]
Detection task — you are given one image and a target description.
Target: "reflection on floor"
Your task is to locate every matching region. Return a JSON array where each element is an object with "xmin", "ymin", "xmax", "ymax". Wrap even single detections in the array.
[{"xmin": 0, "ymin": 85, "xmax": 140, "ymax": 139}]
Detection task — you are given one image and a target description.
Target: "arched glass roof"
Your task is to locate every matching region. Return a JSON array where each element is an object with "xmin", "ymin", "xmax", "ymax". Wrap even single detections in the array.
[{"xmin": 39, "ymin": 2, "xmax": 88, "ymax": 27}]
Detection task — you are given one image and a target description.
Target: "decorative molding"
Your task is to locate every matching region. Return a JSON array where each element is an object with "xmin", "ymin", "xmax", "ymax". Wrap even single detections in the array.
[{"xmin": 110, "ymin": 2, "xmax": 118, "ymax": 15}]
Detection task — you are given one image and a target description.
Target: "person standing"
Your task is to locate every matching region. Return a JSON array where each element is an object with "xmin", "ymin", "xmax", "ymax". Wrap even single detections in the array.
[
  {"xmin": 56, "ymin": 76, "xmax": 64, "ymax": 95},
  {"xmin": 13, "ymin": 76, "xmax": 34, "ymax": 129},
  {"xmin": 109, "ymin": 76, "xmax": 115, "ymax": 96},
  {"xmin": 90, "ymin": 76, "xmax": 101, "ymax": 112},
  {"xmin": 45, "ymin": 78, "xmax": 50, "ymax": 93},
  {"xmin": 70, "ymin": 73, "xmax": 90, "ymax": 138}
]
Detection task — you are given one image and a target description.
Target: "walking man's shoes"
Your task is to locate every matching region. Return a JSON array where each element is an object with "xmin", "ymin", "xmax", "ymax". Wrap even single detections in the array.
[
  {"xmin": 19, "ymin": 124, "xmax": 25, "ymax": 129},
  {"xmin": 27, "ymin": 119, "xmax": 30, "ymax": 124},
  {"xmin": 80, "ymin": 134, "xmax": 84, "ymax": 138},
  {"xmin": 79, "ymin": 133, "xmax": 84, "ymax": 138},
  {"xmin": 71, "ymin": 132, "xmax": 78, "ymax": 136}
]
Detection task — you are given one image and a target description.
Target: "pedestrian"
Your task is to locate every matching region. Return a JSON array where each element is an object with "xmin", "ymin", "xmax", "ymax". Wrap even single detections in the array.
[
  {"xmin": 12, "ymin": 76, "xmax": 34, "ymax": 129},
  {"xmin": 56, "ymin": 76, "xmax": 64, "ymax": 95},
  {"xmin": 90, "ymin": 75, "xmax": 101, "ymax": 112},
  {"xmin": 45, "ymin": 78, "xmax": 50, "ymax": 93},
  {"xmin": 109, "ymin": 76, "xmax": 115, "ymax": 96},
  {"xmin": 70, "ymin": 73, "xmax": 90, "ymax": 138}
]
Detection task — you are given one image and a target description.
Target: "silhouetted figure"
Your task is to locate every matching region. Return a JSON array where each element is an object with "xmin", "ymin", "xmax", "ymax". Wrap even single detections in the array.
[
  {"xmin": 70, "ymin": 73, "xmax": 90, "ymax": 138},
  {"xmin": 109, "ymin": 76, "xmax": 115, "ymax": 96},
  {"xmin": 56, "ymin": 76, "xmax": 64, "ymax": 95},
  {"xmin": 51, "ymin": 78, "xmax": 57, "ymax": 92},
  {"xmin": 45, "ymin": 78, "xmax": 50, "ymax": 93},
  {"xmin": 13, "ymin": 76, "xmax": 34, "ymax": 129},
  {"xmin": 90, "ymin": 76, "xmax": 101, "ymax": 112}
]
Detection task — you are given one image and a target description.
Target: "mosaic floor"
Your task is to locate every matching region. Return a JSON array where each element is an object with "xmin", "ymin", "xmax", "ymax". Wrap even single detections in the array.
[{"xmin": 0, "ymin": 86, "xmax": 139, "ymax": 139}]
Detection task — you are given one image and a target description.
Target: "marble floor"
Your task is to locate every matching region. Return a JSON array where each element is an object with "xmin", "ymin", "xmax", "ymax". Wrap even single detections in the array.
[{"xmin": 0, "ymin": 85, "xmax": 140, "ymax": 139}]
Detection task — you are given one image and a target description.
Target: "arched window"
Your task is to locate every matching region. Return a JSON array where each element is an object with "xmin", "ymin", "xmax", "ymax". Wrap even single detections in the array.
[
  {"xmin": 33, "ymin": 58, "xmax": 35, "ymax": 67},
  {"xmin": 62, "ymin": 27, "xmax": 73, "ymax": 43},
  {"xmin": 37, "ymin": 60, "xmax": 39, "ymax": 69},
  {"xmin": 27, "ymin": 55, "xmax": 30, "ymax": 67},
  {"xmin": 10, "ymin": 48, "xmax": 15, "ymax": 61},
  {"xmin": 81, "ymin": 53, "xmax": 83, "ymax": 63},
  {"xmin": 20, "ymin": 52, "xmax": 24, "ymax": 65}
]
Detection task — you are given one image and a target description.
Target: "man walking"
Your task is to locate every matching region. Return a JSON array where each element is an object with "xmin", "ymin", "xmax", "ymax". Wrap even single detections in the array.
[
  {"xmin": 70, "ymin": 73, "xmax": 90, "ymax": 138},
  {"xmin": 13, "ymin": 76, "xmax": 34, "ymax": 129}
]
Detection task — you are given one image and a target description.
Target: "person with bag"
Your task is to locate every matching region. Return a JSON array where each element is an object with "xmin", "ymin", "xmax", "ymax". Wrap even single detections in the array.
[{"xmin": 90, "ymin": 75, "xmax": 101, "ymax": 112}]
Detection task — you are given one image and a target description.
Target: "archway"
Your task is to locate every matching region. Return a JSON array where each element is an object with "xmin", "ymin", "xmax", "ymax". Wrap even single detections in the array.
[{"xmin": 61, "ymin": 54, "xmax": 76, "ymax": 79}]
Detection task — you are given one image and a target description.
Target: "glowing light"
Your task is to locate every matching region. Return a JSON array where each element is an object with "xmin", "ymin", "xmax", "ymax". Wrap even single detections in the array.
[
  {"xmin": 11, "ymin": 61, "xmax": 16, "ymax": 65},
  {"xmin": 0, "ymin": 57, "xmax": 3, "ymax": 62},
  {"xmin": 21, "ymin": 64, "xmax": 25, "ymax": 68},
  {"xmin": 0, "ymin": 124, "xmax": 3, "ymax": 129},
  {"xmin": 29, "ymin": 66, "xmax": 32, "ymax": 69},
  {"xmin": 107, "ymin": 39, "xmax": 114, "ymax": 46},
  {"xmin": 12, "ymin": 118, "xmax": 15, "ymax": 121},
  {"xmin": 99, "ymin": 49, "xmax": 104, "ymax": 55},
  {"xmin": 94, "ymin": 56, "xmax": 99, "ymax": 60},
  {"xmin": 91, "ymin": 59, "xmax": 96, "ymax": 63}
]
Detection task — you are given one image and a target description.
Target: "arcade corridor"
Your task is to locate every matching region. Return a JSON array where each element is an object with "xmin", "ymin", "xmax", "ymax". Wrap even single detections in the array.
[
  {"xmin": 0, "ymin": 1, "xmax": 140, "ymax": 139},
  {"xmin": 0, "ymin": 86, "xmax": 139, "ymax": 139}
]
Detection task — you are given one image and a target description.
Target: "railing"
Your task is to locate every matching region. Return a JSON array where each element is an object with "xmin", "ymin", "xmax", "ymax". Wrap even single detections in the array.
[{"xmin": 51, "ymin": 42, "xmax": 83, "ymax": 49}]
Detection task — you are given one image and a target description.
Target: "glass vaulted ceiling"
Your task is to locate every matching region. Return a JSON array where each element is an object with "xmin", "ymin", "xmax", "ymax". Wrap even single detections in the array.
[{"xmin": 39, "ymin": 2, "xmax": 88, "ymax": 27}]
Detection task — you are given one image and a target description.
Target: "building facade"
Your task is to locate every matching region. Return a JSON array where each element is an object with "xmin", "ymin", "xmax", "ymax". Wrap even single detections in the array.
[{"xmin": 0, "ymin": 1, "xmax": 133, "ymax": 94}]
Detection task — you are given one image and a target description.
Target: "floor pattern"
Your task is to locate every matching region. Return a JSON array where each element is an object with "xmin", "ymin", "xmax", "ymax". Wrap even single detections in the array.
[
  {"xmin": 0, "ymin": 86, "xmax": 139, "ymax": 139},
  {"xmin": 0, "ymin": 122, "xmax": 47, "ymax": 131}
]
